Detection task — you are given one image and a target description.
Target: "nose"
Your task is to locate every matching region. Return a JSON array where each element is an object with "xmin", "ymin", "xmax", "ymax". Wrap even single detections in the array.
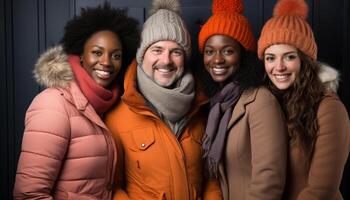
[
  {"xmin": 275, "ymin": 58, "xmax": 286, "ymax": 71},
  {"xmin": 159, "ymin": 51, "xmax": 171, "ymax": 65},
  {"xmin": 214, "ymin": 51, "xmax": 224, "ymax": 64},
  {"xmin": 100, "ymin": 54, "xmax": 112, "ymax": 66}
]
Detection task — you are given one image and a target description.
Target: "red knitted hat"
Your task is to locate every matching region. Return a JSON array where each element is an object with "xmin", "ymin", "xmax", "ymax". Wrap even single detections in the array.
[
  {"xmin": 198, "ymin": 0, "xmax": 256, "ymax": 52},
  {"xmin": 257, "ymin": 0, "xmax": 317, "ymax": 60}
]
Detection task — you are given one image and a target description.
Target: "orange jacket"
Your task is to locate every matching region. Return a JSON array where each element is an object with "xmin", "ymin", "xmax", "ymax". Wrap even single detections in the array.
[{"xmin": 105, "ymin": 60, "xmax": 222, "ymax": 200}]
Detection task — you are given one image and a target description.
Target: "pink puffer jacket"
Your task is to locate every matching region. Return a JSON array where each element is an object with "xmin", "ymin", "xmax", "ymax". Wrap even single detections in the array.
[{"xmin": 13, "ymin": 46, "xmax": 117, "ymax": 200}]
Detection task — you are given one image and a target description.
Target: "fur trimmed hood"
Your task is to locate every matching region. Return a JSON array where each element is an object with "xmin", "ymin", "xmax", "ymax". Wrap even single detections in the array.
[
  {"xmin": 34, "ymin": 45, "xmax": 73, "ymax": 88},
  {"xmin": 318, "ymin": 62, "xmax": 340, "ymax": 93}
]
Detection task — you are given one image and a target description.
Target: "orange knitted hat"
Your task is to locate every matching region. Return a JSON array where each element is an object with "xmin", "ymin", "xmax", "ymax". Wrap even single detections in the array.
[
  {"xmin": 198, "ymin": 0, "xmax": 256, "ymax": 53},
  {"xmin": 257, "ymin": 0, "xmax": 317, "ymax": 60}
]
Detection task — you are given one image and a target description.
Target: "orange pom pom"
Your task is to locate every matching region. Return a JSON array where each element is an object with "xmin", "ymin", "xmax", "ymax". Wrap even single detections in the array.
[
  {"xmin": 273, "ymin": 0, "xmax": 308, "ymax": 20},
  {"xmin": 212, "ymin": 0, "xmax": 244, "ymax": 14}
]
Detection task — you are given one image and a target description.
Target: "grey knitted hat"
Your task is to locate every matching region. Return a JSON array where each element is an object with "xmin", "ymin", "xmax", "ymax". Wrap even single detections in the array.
[{"xmin": 136, "ymin": 0, "xmax": 191, "ymax": 64}]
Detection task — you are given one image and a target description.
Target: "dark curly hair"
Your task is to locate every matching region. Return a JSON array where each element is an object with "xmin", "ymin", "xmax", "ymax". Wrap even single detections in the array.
[
  {"xmin": 196, "ymin": 45, "xmax": 264, "ymax": 97},
  {"xmin": 61, "ymin": 3, "xmax": 140, "ymax": 85},
  {"xmin": 266, "ymin": 50, "xmax": 325, "ymax": 160}
]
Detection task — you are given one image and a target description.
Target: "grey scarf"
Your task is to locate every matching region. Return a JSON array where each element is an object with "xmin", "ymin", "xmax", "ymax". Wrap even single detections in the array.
[
  {"xmin": 202, "ymin": 82, "xmax": 241, "ymax": 176},
  {"xmin": 137, "ymin": 66, "xmax": 195, "ymax": 135}
]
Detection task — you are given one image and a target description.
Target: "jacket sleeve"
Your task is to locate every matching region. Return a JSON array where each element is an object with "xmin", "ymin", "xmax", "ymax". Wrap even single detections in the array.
[
  {"xmin": 13, "ymin": 89, "xmax": 70, "ymax": 199},
  {"xmin": 203, "ymin": 177, "xmax": 223, "ymax": 200},
  {"xmin": 297, "ymin": 95, "xmax": 350, "ymax": 200},
  {"xmin": 247, "ymin": 88, "xmax": 287, "ymax": 200}
]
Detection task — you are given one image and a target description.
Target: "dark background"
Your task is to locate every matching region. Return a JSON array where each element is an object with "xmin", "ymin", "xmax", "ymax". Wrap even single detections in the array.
[{"xmin": 1, "ymin": 0, "xmax": 349, "ymax": 199}]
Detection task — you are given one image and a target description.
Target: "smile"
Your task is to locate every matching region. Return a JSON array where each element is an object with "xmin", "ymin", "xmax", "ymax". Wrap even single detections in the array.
[
  {"xmin": 211, "ymin": 67, "xmax": 229, "ymax": 75},
  {"xmin": 95, "ymin": 69, "xmax": 112, "ymax": 79},
  {"xmin": 274, "ymin": 74, "xmax": 291, "ymax": 81}
]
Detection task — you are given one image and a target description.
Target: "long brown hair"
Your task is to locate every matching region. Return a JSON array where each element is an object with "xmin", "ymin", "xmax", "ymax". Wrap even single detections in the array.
[{"xmin": 266, "ymin": 50, "xmax": 325, "ymax": 158}]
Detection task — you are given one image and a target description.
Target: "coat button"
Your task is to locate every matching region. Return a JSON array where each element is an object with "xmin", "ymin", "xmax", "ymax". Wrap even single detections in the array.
[{"xmin": 141, "ymin": 143, "xmax": 145, "ymax": 148}]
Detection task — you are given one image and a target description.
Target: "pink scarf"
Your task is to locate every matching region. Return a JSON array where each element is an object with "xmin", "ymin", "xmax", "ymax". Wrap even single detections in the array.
[{"xmin": 68, "ymin": 55, "xmax": 119, "ymax": 115}]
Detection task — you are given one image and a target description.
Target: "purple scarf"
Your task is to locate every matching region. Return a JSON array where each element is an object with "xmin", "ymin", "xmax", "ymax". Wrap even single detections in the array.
[{"xmin": 202, "ymin": 82, "xmax": 241, "ymax": 176}]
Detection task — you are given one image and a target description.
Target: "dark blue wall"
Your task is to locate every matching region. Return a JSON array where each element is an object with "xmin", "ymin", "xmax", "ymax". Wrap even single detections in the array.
[{"xmin": 1, "ymin": 0, "xmax": 349, "ymax": 199}]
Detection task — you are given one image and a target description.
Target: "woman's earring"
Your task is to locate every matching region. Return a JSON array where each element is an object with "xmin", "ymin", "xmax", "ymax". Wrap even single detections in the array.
[{"xmin": 80, "ymin": 57, "xmax": 83, "ymax": 65}]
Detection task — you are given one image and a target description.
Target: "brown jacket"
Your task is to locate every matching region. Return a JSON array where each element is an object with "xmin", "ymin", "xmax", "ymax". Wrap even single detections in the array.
[
  {"xmin": 284, "ymin": 92, "xmax": 350, "ymax": 200},
  {"xmin": 105, "ymin": 60, "xmax": 222, "ymax": 200},
  {"xmin": 218, "ymin": 87, "xmax": 287, "ymax": 200}
]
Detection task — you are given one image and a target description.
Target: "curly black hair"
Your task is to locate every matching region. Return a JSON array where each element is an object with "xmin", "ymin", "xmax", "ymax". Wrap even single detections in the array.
[{"xmin": 61, "ymin": 2, "xmax": 140, "ymax": 83}]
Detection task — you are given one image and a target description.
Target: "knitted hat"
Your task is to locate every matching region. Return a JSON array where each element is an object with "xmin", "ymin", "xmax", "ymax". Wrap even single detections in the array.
[
  {"xmin": 136, "ymin": 0, "xmax": 191, "ymax": 64},
  {"xmin": 198, "ymin": 0, "xmax": 256, "ymax": 53},
  {"xmin": 258, "ymin": 0, "xmax": 317, "ymax": 60}
]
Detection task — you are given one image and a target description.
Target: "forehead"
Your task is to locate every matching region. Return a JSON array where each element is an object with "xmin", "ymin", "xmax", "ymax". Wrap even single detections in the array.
[
  {"xmin": 205, "ymin": 35, "xmax": 240, "ymax": 48},
  {"xmin": 265, "ymin": 44, "xmax": 298, "ymax": 54},
  {"xmin": 85, "ymin": 30, "xmax": 121, "ymax": 46},
  {"xmin": 148, "ymin": 40, "xmax": 182, "ymax": 50}
]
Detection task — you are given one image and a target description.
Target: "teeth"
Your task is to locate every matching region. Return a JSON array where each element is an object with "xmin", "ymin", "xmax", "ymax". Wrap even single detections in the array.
[
  {"xmin": 95, "ymin": 69, "xmax": 111, "ymax": 79},
  {"xmin": 212, "ymin": 67, "xmax": 227, "ymax": 75},
  {"xmin": 274, "ymin": 74, "xmax": 290, "ymax": 81},
  {"xmin": 157, "ymin": 68, "xmax": 171, "ymax": 73}
]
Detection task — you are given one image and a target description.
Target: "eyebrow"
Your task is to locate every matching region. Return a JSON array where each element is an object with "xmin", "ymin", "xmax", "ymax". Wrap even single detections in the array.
[
  {"xmin": 265, "ymin": 51, "xmax": 298, "ymax": 56},
  {"xmin": 150, "ymin": 45, "xmax": 183, "ymax": 52},
  {"xmin": 92, "ymin": 45, "xmax": 122, "ymax": 51},
  {"xmin": 205, "ymin": 44, "xmax": 236, "ymax": 48}
]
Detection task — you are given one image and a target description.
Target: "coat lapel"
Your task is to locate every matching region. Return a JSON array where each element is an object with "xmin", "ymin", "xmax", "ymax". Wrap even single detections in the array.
[{"xmin": 227, "ymin": 88, "xmax": 259, "ymax": 130}]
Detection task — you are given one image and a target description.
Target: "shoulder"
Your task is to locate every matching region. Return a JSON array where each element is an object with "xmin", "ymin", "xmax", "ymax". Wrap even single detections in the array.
[
  {"xmin": 241, "ymin": 86, "xmax": 279, "ymax": 107},
  {"xmin": 27, "ymin": 87, "xmax": 70, "ymax": 118},
  {"xmin": 317, "ymin": 92, "xmax": 349, "ymax": 121},
  {"xmin": 105, "ymin": 101, "xmax": 131, "ymax": 133}
]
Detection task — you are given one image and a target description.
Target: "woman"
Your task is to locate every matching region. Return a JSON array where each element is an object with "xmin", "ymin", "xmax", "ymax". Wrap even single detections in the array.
[
  {"xmin": 197, "ymin": 0, "xmax": 287, "ymax": 199},
  {"xmin": 258, "ymin": 0, "xmax": 350, "ymax": 199},
  {"xmin": 13, "ymin": 3, "xmax": 139, "ymax": 199}
]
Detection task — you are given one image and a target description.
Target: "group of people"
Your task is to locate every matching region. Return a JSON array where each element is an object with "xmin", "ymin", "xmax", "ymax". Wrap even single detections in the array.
[{"xmin": 13, "ymin": 0, "xmax": 349, "ymax": 199}]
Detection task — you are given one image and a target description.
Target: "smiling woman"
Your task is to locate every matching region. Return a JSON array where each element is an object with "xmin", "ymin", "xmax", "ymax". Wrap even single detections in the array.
[
  {"xmin": 264, "ymin": 44, "xmax": 301, "ymax": 91},
  {"xmin": 80, "ymin": 30, "xmax": 123, "ymax": 88},
  {"xmin": 258, "ymin": 0, "xmax": 350, "ymax": 199},
  {"xmin": 13, "ymin": 3, "xmax": 140, "ymax": 199}
]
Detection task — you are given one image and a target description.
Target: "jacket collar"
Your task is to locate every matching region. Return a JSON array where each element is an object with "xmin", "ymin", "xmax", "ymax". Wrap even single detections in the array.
[
  {"xmin": 227, "ymin": 88, "xmax": 259, "ymax": 129},
  {"xmin": 59, "ymin": 81, "xmax": 109, "ymax": 131}
]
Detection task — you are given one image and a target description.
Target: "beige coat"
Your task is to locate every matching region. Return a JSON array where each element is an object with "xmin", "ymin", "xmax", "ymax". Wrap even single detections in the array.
[
  {"xmin": 218, "ymin": 87, "xmax": 287, "ymax": 200},
  {"xmin": 284, "ymin": 92, "xmax": 350, "ymax": 200}
]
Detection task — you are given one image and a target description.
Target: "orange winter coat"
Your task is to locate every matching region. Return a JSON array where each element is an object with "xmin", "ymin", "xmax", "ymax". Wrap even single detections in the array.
[{"xmin": 105, "ymin": 60, "xmax": 222, "ymax": 200}]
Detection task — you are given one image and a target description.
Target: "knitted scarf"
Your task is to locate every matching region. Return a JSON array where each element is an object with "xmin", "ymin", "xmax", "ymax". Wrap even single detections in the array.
[
  {"xmin": 202, "ymin": 82, "xmax": 241, "ymax": 176},
  {"xmin": 137, "ymin": 65, "xmax": 195, "ymax": 132},
  {"xmin": 68, "ymin": 55, "xmax": 119, "ymax": 115}
]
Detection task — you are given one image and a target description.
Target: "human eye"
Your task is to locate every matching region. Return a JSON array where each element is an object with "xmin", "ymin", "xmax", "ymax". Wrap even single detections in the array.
[
  {"xmin": 112, "ymin": 53, "xmax": 122, "ymax": 60},
  {"xmin": 204, "ymin": 48, "xmax": 213, "ymax": 56},
  {"xmin": 172, "ymin": 49, "xmax": 184, "ymax": 57},
  {"xmin": 151, "ymin": 48, "xmax": 162, "ymax": 55},
  {"xmin": 223, "ymin": 48, "xmax": 234, "ymax": 55},
  {"xmin": 264, "ymin": 55, "xmax": 275, "ymax": 62},
  {"xmin": 285, "ymin": 53, "xmax": 298, "ymax": 61},
  {"xmin": 92, "ymin": 50, "xmax": 102, "ymax": 56}
]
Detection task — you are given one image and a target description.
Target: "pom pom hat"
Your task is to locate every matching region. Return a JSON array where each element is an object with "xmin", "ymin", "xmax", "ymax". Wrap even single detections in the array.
[
  {"xmin": 136, "ymin": 0, "xmax": 191, "ymax": 64},
  {"xmin": 258, "ymin": 0, "xmax": 317, "ymax": 60},
  {"xmin": 198, "ymin": 0, "xmax": 256, "ymax": 52}
]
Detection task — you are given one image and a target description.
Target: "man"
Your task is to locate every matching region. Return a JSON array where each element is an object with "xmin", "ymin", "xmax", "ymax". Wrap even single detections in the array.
[{"xmin": 105, "ymin": 0, "xmax": 222, "ymax": 199}]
